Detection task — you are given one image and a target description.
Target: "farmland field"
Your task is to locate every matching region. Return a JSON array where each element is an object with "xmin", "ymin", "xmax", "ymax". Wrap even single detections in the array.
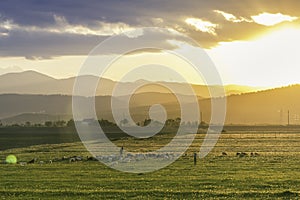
[{"xmin": 0, "ymin": 126, "xmax": 299, "ymax": 199}]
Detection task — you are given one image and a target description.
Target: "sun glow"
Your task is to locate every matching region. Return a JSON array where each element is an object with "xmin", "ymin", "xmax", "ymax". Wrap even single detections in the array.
[
  {"xmin": 185, "ymin": 18, "xmax": 218, "ymax": 35},
  {"xmin": 251, "ymin": 13, "xmax": 298, "ymax": 26},
  {"xmin": 207, "ymin": 27, "xmax": 300, "ymax": 87}
]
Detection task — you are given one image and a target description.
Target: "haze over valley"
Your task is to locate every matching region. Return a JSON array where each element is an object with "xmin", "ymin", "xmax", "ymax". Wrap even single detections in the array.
[{"xmin": 0, "ymin": 71, "xmax": 298, "ymax": 125}]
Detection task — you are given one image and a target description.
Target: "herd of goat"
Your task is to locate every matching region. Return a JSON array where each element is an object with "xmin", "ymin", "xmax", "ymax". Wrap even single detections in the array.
[
  {"xmin": 17, "ymin": 152, "xmax": 180, "ymax": 166},
  {"xmin": 222, "ymin": 152, "xmax": 260, "ymax": 157},
  {"xmin": 10, "ymin": 151, "xmax": 260, "ymax": 166}
]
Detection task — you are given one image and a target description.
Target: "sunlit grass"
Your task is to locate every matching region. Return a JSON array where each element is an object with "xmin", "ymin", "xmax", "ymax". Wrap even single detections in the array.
[{"xmin": 0, "ymin": 129, "xmax": 299, "ymax": 199}]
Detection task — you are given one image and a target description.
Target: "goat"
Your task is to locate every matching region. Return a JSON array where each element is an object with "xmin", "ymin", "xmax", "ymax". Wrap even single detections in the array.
[{"xmin": 28, "ymin": 158, "xmax": 37, "ymax": 164}]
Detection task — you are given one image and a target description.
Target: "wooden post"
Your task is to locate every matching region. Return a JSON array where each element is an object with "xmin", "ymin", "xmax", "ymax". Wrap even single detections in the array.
[
  {"xmin": 193, "ymin": 152, "xmax": 197, "ymax": 166},
  {"xmin": 120, "ymin": 146, "xmax": 124, "ymax": 158}
]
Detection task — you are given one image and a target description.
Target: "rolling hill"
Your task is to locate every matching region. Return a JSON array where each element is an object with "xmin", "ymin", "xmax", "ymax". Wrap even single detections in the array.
[
  {"xmin": 0, "ymin": 71, "xmax": 263, "ymax": 97},
  {"xmin": 0, "ymin": 84, "xmax": 299, "ymax": 125}
]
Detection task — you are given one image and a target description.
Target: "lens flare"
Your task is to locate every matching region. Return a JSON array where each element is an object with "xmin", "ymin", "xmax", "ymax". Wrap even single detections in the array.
[{"xmin": 6, "ymin": 155, "xmax": 17, "ymax": 164}]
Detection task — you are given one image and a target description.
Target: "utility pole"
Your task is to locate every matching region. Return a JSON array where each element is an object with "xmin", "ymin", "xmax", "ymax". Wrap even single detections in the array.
[
  {"xmin": 288, "ymin": 110, "xmax": 290, "ymax": 126},
  {"xmin": 280, "ymin": 109, "xmax": 283, "ymax": 125},
  {"xmin": 200, "ymin": 112, "xmax": 203, "ymax": 122}
]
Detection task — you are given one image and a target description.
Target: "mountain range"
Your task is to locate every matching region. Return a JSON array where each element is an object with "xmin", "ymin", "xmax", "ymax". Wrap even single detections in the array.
[
  {"xmin": 0, "ymin": 71, "xmax": 298, "ymax": 125},
  {"xmin": 0, "ymin": 70, "xmax": 263, "ymax": 97}
]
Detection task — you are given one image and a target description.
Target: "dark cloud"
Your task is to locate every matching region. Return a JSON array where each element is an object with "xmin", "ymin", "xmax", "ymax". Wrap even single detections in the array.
[
  {"xmin": 0, "ymin": 28, "xmax": 188, "ymax": 58},
  {"xmin": 0, "ymin": 0, "xmax": 300, "ymax": 58},
  {"xmin": 0, "ymin": 30, "xmax": 108, "ymax": 58}
]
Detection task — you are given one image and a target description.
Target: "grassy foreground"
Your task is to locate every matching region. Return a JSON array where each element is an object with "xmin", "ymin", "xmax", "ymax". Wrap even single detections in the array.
[{"xmin": 0, "ymin": 128, "xmax": 300, "ymax": 199}]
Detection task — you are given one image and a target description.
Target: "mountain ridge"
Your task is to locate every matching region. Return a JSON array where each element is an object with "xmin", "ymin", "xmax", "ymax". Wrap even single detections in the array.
[
  {"xmin": 0, "ymin": 70, "xmax": 265, "ymax": 97},
  {"xmin": 0, "ymin": 84, "xmax": 299, "ymax": 125}
]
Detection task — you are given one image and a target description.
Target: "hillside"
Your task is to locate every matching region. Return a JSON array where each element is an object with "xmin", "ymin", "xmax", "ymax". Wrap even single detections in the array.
[
  {"xmin": 0, "ymin": 71, "xmax": 262, "ymax": 97},
  {"xmin": 0, "ymin": 85, "xmax": 299, "ymax": 125},
  {"xmin": 0, "ymin": 113, "xmax": 72, "ymax": 125}
]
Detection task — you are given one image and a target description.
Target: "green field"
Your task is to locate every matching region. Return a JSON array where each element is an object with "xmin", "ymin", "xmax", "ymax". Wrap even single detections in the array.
[{"xmin": 0, "ymin": 127, "xmax": 299, "ymax": 199}]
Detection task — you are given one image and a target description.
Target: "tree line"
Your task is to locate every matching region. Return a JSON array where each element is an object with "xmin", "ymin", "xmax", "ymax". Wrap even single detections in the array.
[{"xmin": 0, "ymin": 118, "xmax": 207, "ymax": 128}]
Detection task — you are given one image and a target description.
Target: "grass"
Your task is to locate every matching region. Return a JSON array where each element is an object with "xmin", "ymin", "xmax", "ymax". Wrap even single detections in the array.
[{"xmin": 0, "ymin": 126, "xmax": 299, "ymax": 199}]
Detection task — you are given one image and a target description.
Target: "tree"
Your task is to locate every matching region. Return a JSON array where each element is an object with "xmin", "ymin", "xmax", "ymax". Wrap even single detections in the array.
[
  {"xmin": 45, "ymin": 121, "xmax": 53, "ymax": 127},
  {"xmin": 67, "ymin": 119, "xmax": 75, "ymax": 127},
  {"xmin": 54, "ymin": 120, "xmax": 66, "ymax": 127},
  {"xmin": 143, "ymin": 118, "xmax": 152, "ymax": 126},
  {"xmin": 99, "ymin": 119, "xmax": 116, "ymax": 127},
  {"xmin": 34, "ymin": 123, "xmax": 42, "ymax": 127},
  {"xmin": 175, "ymin": 117, "xmax": 181, "ymax": 127},
  {"xmin": 166, "ymin": 119, "xmax": 175, "ymax": 127},
  {"xmin": 120, "ymin": 118, "xmax": 129, "ymax": 126}
]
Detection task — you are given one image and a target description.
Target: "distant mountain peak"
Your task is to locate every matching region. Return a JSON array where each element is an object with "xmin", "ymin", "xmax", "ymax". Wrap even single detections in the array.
[
  {"xmin": 0, "ymin": 70, "xmax": 273, "ymax": 96},
  {"xmin": 0, "ymin": 70, "xmax": 56, "ymax": 80}
]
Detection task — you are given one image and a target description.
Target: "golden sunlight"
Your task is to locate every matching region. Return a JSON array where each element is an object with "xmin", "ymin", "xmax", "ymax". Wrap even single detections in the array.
[
  {"xmin": 207, "ymin": 27, "xmax": 300, "ymax": 87},
  {"xmin": 185, "ymin": 18, "xmax": 217, "ymax": 35},
  {"xmin": 251, "ymin": 12, "xmax": 298, "ymax": 26}
]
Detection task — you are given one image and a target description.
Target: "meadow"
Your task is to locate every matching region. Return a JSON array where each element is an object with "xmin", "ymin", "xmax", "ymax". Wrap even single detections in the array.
[{"xmin": 0, "ymin": 126, "xmax": 299, "ymax": 199}]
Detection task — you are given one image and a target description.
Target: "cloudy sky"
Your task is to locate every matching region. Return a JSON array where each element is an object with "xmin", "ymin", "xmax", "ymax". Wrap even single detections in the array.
[{"xmin": 0, "ymin": 0, "xmax": 300, "ymax": 87}]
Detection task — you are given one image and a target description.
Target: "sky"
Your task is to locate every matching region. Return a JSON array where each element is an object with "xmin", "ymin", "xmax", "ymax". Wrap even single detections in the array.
[{"xmin": 0, "ymin": 0, "xmax": 300, "ymax": 87}]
